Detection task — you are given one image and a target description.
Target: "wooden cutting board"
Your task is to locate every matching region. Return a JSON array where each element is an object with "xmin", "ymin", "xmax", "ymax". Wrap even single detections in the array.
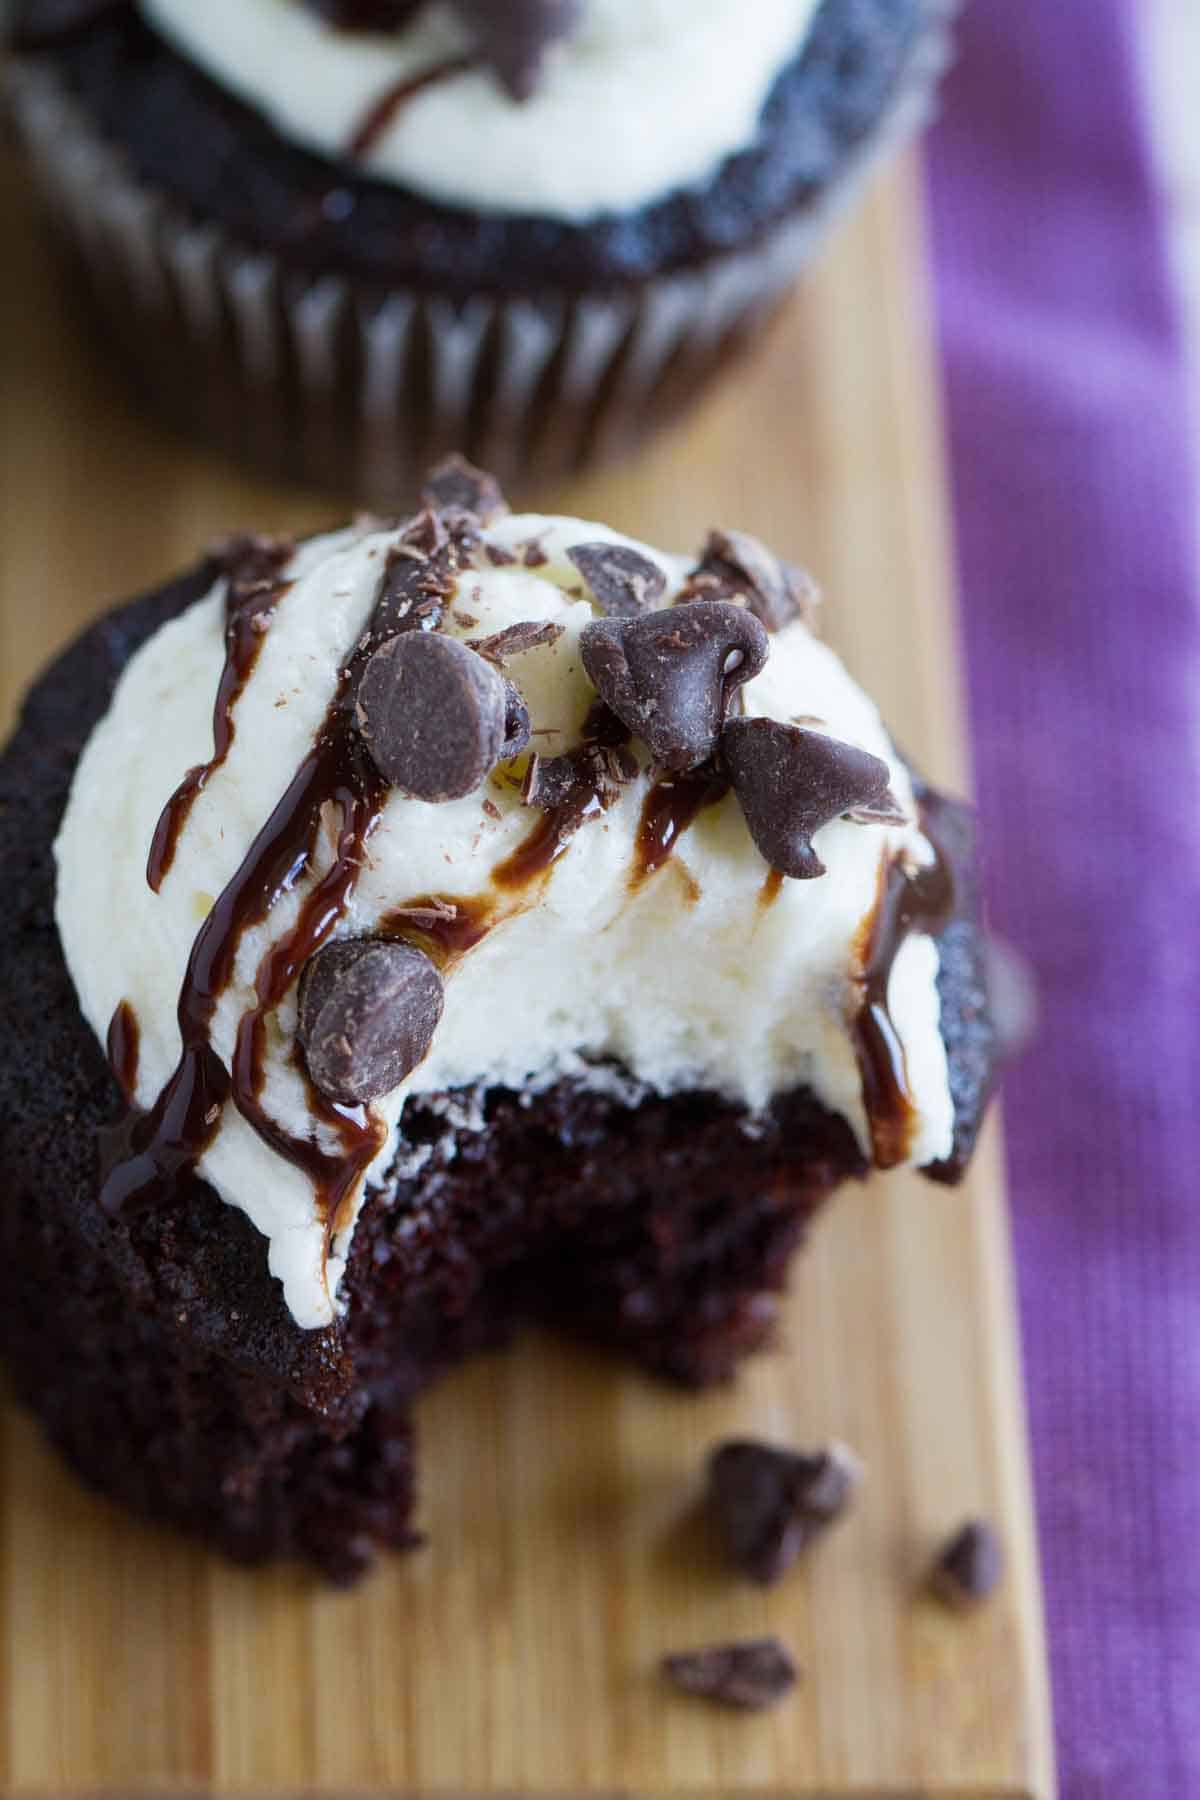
[{"xmin": 0, "ymin": 149, "xmax": 1055, "ymax": 1797}]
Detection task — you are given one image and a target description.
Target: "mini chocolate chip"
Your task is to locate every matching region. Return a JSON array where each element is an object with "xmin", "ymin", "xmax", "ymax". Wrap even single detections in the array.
[
  {"xmin": 580, "ymin": 602, "xmax": 769, "ymax": 772},
  {"xmin": 929, "ymin": 1519, "xmax": 1005, "ymax": 1610},
  {"xmin": 708, "ymin": 1439, "xmax": 863, "ymax": 1584},
  {"xmin": 662, "ymin": 1639, "xmax": 798, "ymax": 1712},
  {"xmin": 723, "ymin": 719, "xmax": 899, "ymax": 879},
  {"xmin": 500, "ymin": 682, "xmax": 532, "ymax": 759},
  {"xmin": 420, "ymin": 453, "xmax": 508, "ymax": 523},
  {"xmin": 298, "ymin": 940, "xmax": 444, "ymax": 1106},
  {"xmin": 454, "ymin": 0, "xmax": 583, "ymax": 100},
  {"xmin": 356, "ymin": 633, "xmax": 507, "ymax": 800},
  {"xmin": 467, "ymin": 619, "xmax": 564, "ymax": 663},
  {"xmin": 688, "ymin": 528, "xmax": 817, "ymax": 632},
  {"xmin": 567, "ymin": 542, "xmax": 668, "ymax": 616}
]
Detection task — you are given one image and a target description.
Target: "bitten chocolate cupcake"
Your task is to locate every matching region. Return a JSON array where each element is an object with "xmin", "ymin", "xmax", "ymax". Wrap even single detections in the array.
[
  {"xmin": 7, "ymin": 0, "xmax": 951, "ymax": 500},
  {"xmin": 0, "ymin": 460, "xmax": 996, "ymax": 1579}
]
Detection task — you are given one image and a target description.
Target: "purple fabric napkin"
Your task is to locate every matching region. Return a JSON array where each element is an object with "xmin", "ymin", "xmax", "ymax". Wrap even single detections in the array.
[{"xmin": 925, "ymin": 2, "xmax": 1200, "ymax": 1792}]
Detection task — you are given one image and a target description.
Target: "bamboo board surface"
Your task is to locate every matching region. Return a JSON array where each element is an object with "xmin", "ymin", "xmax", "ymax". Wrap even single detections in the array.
[{"xmin": 0, "ymin": 150, "xmax": 1054, "ymax": 1797}]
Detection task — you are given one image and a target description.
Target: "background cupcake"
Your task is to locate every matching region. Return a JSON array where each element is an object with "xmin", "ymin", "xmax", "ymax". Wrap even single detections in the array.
[{"xmin": 6, "ymin": 0, "xmax": 952, "ymax": 502}]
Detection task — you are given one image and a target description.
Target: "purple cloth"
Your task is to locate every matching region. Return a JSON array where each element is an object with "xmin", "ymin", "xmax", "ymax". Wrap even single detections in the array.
[{"xmin": 925, "ymin": 2, "xmax": 1200, "ymax": 1792}]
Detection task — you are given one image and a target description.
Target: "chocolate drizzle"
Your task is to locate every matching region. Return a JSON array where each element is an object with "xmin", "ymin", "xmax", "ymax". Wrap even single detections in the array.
[
  {"xmin": 147, "ymin": 539, "xmax": 293, "ymax": 894},
  {"xmin": 103, "ymin": 515, "xmax": 464, "ymax": 1266},
  {"xmin": 379, "ymin": 893, "xmax": 495, "ymax": 969},
  {"xmin": 633, "ymin": 767, "xmax": 728, "ymax": 886},
  {"xmin": 851, "ymin": 812, "xmax": 954, "ymax": 1168},
  {"xmin": 105, "ymin": 1000, "xmax": 140, "ymax": 1104},
  {"xmin": 346, "ymin": 55, "xmax": 477, "ymax": 161},
  {"xmin": 496, "ymin": 704, "xmax": 633, "ymax": 890}
]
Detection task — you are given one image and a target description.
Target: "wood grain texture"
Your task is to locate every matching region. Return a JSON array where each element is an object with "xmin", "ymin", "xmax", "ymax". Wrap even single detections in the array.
[{"xmin": 0, "ymin": 149, "xmax": 1055, "ymax": 1797}]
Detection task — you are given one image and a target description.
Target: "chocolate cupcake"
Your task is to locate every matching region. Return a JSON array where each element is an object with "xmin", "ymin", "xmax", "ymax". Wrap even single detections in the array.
[
  {"xmin": 0, "ymin": 461, "xmax": 996, "ymax": 1579},
  {"xmin": 7, "ymin": 0, "xmax": 952, "ymax": 501}
]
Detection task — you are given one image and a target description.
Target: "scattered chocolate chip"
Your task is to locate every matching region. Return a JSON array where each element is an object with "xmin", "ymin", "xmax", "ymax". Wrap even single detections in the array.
[
  {"xmin": 453, "ymin": 0, "xmax": 583, "ymax": 100},
  {"xmin": 298, "ymin": 939, "xmax": 444, "ymax": 1106},
  {"xmin": 522, "ymin": 539, "xmax": 549, "ymax": 568},
  {"xmin": 708, "ymin": 1439, "xmax": 863, "ymax": 1584},
  {"xmin": 356, "ymin": 632, "xmax": 507, "ymax": 800},
  {"xmin": 500, "ymin": 682, "xmax": 532, "ymax": 759},
  {"xmin": 580, "ymin": 602, "xmax": 769, "ymax": 772},
  {"xmin": 662, "ymin": 1639, "xmax": 798, "ymax": 1712},
  {"xmin": 929, "ymin": 1520, "xmax": 1005, "ymax": 1610},
  {"xmin": 420, "ymin": 453, "xmax": 508, "ymax": 523},
  {"xmin": 723, "ymin": 719, "xmax": 900, "ymax": 880},
  {"xmin": 467, "ymin": 619, "xmax": 564, "ymax": 664},
  {"xmin": 567, "ymin": 542, "xmax": 668, "ymax": 616},
  {"xmin": 686, "ymin": 529, "xmax": 817, "ymax": 633}
]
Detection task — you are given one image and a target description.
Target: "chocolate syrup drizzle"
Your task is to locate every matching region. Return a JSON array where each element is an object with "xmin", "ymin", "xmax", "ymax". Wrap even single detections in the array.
[
  {"xmin": 851, "ymin": 811, "xmax": 954, "ymax": 1169},
  {"xmin": 632, "ymin": 767, "xmax": 728, "ymax": 886},
  {"xmin": 102, "ymin": 516, "xmax": 459, "ymax": 1268},
  {"xmin": 379, "ymin": 893, "xmax": 495, "ymax": 969},
  {"xmin": 346, "ymin": 54, "xmax": 477, "ymax": 160},
  {"xmin": 105, "ymin": 1000, "xmax": 140, "ymax": 1104},
  {"xmin": 147, "ymin": 540, "xmax": 293, "ymax": 894},
  {"xmin": 494, "ymin": 703, "xmax": 632, "ymax": 890}
]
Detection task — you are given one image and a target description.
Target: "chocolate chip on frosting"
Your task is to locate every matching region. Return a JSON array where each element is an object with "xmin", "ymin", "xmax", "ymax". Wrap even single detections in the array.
[
  {"xmin": 567, "ymin": 543, "xmax": 668, "ymax": 616},
  {"xmin": 662, "ymin": 1639, "xmax": 798, "ymax": 1712},
  {"xmin": 298, "ymin": 939, "xmax": 444, "ymax": 1106},
  {"xmin": 723, "ymin": 719, "xmax": 901, "ymax": 879},
  {"xmin": 929, "ymin": 1519, "xmax": 1005, "ymax": 1610},
  {"xmin": 356, "ymin": 632, "xmax": 508, "ymax": 800},
  {"xmin": 420, "ymin": 454, "xmax": 508, "ymax": 523},
  {"xmin": 707, "ymin": 1439, "xmax": 863, "ymax": 1585},
  {"xmin": 580, "ymin": 602, "xmax": 769, "ymax": 772},
  {"xmin": 684, "ymin": 528, "xmax": 818, "ymax": 633},
  {"xmin": 454, "ymin": 0, "xmax": 584, "ymax": 101}
]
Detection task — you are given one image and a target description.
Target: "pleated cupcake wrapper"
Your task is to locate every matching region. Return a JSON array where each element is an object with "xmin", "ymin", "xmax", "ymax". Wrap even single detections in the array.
[{"xmin": 7, "ymin": 9, "xmax": 954, "ymax": 503}]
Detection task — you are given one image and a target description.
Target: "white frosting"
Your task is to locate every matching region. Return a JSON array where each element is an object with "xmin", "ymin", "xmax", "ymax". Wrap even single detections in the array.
[
  {"xmin": 136, "ymin": 0, "xmax": 821, "ymax": 220},
  {"xmin": 55, "ymin": 514, "xmax": 954, "ymax": 1330}
]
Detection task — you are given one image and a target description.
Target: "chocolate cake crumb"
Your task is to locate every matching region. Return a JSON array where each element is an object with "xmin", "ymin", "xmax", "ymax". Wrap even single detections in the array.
[
  {"xmin": 708, "ymin": 1437, "xmax": 863, "ymax": 1583},
  {"xmin": 929, "ymin": 1519, "xmax": 1005, "ymax": 1610},
  {"xmin": 662, "ymin": 1638, "xmax": 798, "ymax": 1711}
]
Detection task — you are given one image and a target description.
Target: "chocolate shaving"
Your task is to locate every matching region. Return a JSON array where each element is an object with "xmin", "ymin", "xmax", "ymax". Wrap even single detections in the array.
[
  {"xmin": 356, "ymin": 632, "xmax": 508, "ymax": 800},
  {"xmin": 420, "ymin": 453, "xmax": 508, "ymax": 523},
  {"xmin": 384, "ymin": 897, "xmax": 459, "ymax": 930},
  {"xmin": 580, "ymin": 602, "xmax": 769, "ymax": 772},
  {"xmin": 708, "ymin": 1439, "xmax": 863, "ymax": 1584},
  {"xmin": 662, "ymin": 1639, "xmax": 798, "ymax": 1712},
  {"xmin": 522, "ymin": 539, "xmax": 549, "ymax": 568},
  {"xmin": 929, "ymin": 1520, "xmax": 1005, "ymax": 1610},
  {"xmin": 723, "ymin": 719, "xmax": 900, "ymax": 880},
  {"xmin": 500, "ymin": 682, "xmax": 532, "ymax": 759},
  {"xmin": 467, "ymin": 620, "xmax": 564, "ymax": 664},
  {"xmin": 683, "ymin": 529, "xmax": 818, "ymax": 633},
  {"xmin": 522, "ymin": 741, "xmax": 637, "ymax": 810},
  {"xmin": 567, "ymin": 542, "xmax": 668, "ymax": 616},
  {"xmin": 298, "ymin": 938, "xmax": 444, "ymax": 1106}
]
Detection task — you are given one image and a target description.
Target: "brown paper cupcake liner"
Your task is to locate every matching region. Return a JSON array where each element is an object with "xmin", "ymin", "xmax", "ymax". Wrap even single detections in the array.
[{"xmin": 7, "ymin": 8, "xmax": 953, "ymax": 506}]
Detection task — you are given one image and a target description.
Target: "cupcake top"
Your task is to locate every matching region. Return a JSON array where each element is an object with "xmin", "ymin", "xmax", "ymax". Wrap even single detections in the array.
[
  {"xmin": 55, "ymin": 461, "xmax": 956, "ymax": 1330},
  {"xmin": 136, "ymin": 0, "xmax": 822, "ymax": 219}
]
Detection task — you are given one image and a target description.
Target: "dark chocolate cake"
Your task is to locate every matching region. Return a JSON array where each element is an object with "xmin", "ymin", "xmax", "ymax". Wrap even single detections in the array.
[
  {"xmin": 5, "ymin": 0, "xmax": 954, "ymax": 496},
  {"xmin": 0, "ymin": 464, "xmax": 996, "ymax": 1580}
]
